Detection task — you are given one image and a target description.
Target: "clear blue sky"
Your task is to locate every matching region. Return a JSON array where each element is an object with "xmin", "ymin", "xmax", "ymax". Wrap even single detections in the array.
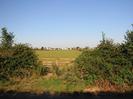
[{"xmin": 0, "ymin": 0, "xmax": 133, "ymax": 48}]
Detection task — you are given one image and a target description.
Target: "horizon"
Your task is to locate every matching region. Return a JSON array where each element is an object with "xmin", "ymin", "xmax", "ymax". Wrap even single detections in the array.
[{"xmin": 0, "ymin": 0, "xmax": 133, "ymax": 48}]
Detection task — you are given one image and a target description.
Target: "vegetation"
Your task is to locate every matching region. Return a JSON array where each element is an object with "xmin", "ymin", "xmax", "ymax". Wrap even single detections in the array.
[
  {"xmin": 0, "ymin": 26, "xmax": 133, "ymax": 93},
  {"xmin": 121, "ymin": 30, "xmax": 133, "ymax": 65},
  {"xmin": 36, "ymin": 50, "xmax": 81, "ymax": 59},
  {"xmin": 0, "ymin": 27, "xmax": 14, "ymax": 49},
  {"xmin": 75, "ymin": 29, "xmax": 133, "ymax": 86},
  {"xmin": 0, "ymin": 28, "xmax": 39, "ymax": 80},
  {"xmin": 35, "ymin": 50, "xmax": 81, "ymax": 66}
]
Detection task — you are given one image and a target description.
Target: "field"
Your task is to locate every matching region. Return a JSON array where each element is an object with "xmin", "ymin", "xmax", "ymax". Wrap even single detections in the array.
[
  {"xmin": 35, "ymin": 50, "xmax": 82, "ymax": 66},
  {"xmin": 0, "ymin": 50, "xmax": 85, "ymax": 93}
]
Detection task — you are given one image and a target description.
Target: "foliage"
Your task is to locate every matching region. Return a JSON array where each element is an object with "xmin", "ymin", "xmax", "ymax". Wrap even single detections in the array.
[
  {"xmin": 75, "ymin": 49, "xmax": 103, "ymax": 84},
  {"xmin": 12, "ymin": 44, "xmax": 38, "ymax": 68},
  {"xmin": 75, "ymin": 31, "xmax": 133, "ymax": 85},
  {"xmin": 1, "ymin": 26, "xmax": 133, "ymax": 93},
  {"xmin": 62, "ymin": 65, "xmax": 81, "ymax": 85},
  {"xmin": 51, "ymin": 64, "xmax": 61, "ymax": 76},
  {"xmin": 0, "ymin": 28, "xmax": 39, "ymax": 80},
  {"xmin": 124, "ymin": 30, "xmax": 133, "ymax": 43},
  {"xmin": 121, "ymin": 30, "xmax": 133, "ymax": 65},
  {"xmin": 34, "ymin": 65, "xmax": 49, "ymax": 76},
  {"xmin": 0, "ymin": 27, "xmax": 14, "ymax": 49},
  {"xmin": 0, "ymin": 44, "xmax": 39, "ymax": 78}
]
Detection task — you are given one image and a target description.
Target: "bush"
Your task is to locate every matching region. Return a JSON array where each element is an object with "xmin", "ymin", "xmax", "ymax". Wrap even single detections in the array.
[
  {"xmin": 75, "ymin": 49, "xmax": 102, "ymax": 84},
  {"xmin": 51, "ymin": 65, "xmax": 61, "ymax": 76},
  {"xmin": 0, "ymin": 50, "xmax": 15, "ymax": 78},
  {"xmin": 0, "ymin": 27, "xmax": 50, "ymax": 80},
  {"xmin": 12, "ymin": 44, "xmax": 38, "ymax": 68},
  {"xmin": 63, "ymin": 66, "xmax": 79, "ymax": 83},
  {"xmin": 75, "ymin": 37, "xmax": 133, "ymax": 85},
  {"xmin": 110, "ymin": 65, "xmax": 133, "ymax": 85},
  {"xmin": 121, "ymin": 30, "xmax": 133, "ymax": 65},
  {"xmin": 0, "ymin": 44, "xmax": 39, "ymax": 79},
  {"xmin": 34, "ymin": 65, "xmax": 49, "ymax": 76}
]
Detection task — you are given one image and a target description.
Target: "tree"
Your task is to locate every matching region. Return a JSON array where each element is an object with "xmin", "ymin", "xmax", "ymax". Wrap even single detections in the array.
[
  {"xmin": 124, "ymin": 30, "xmax": 133, "ymax": 44},
  {"xmin": 122, "ymin": 28, "xmax": 133, "ymax": 65},
  {"xmin": 76, "ymin": 46, "xmax": 81, "ymax": 51},
  {"xmin": 97, "ymin": 33, "xmax": 116, "ymax": 60},
  {"xmin": 0, "ymin": 27, "xmax": 14, "ymax": 49},
  {"xmin": 102, "ymin": 32, "xmax": 105, "ymax": 44},
  {"xmin": 41, "ymin": 46, "xmax": 44, "ymax": 50}
]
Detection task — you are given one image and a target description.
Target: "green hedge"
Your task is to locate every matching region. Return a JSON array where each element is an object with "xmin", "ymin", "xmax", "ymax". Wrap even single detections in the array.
[
  {"xmin": 0, "ymin": 44, "xmax": 38, "ymax": 79},
  {"xmin": 75, "ymin": 38, "xmax": 133, "ymax": 85}
]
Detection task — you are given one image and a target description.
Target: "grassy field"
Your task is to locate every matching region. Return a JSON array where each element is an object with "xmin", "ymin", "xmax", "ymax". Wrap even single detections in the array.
[
  {"xmin": 35, "ymin": 50, "xmax": 82, "ymax": 66},
  {"xmin": 36, "ymin": 50, "xmax": 81, "ymax": 58}
]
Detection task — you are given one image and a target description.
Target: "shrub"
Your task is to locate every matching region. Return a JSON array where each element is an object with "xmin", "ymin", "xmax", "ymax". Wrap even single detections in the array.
[
  {"xmin": 0, "ymin": 44, "xmax": 39, "ymax": 79},
  {"xmin": 12, "ymin": 44, "xmax": 38, "ymax": 68},
  {"xmin": 75, "ymin": 49, "xmax": 102, "ymax": 84},
  {"xmin": 0, "ymin": 50, "xmax": 15, "ymax": 78},
  {"xmin": 110, "ymin": 65, "xmax": 133, "ymax": 85},
  {"xmin": 121, "ymin": 30, "xmax": 133, "ymax": 65},
  {"xmin": 97, "ymin": 39, "xmax": 118, "ymax": 63},
  {"xmin": 97, "ymin": 38, "xmax": 133, "ymax": 84},
  {"xmin": 0, "ymin": 27, "xmax": 51, "ymax": 80},
  {"xmin": 75, "ymin": 35, "xmax": 133, "ymax": 85},
  {"xmin": 34, "ymin": 65, "xmax": 49, "ymax": 76},
  {"xmin": 63, "ymin": 66, "xmax": 79, "ymax": 83},
  {"xmin": 51, "ymin": 64, "xmax": 61, "ymax": 76}
]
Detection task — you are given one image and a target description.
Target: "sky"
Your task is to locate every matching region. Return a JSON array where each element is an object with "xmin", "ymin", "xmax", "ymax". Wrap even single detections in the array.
[{"xmin": 0, "ymin": 0, "xmax": 133, "ymax": 48}]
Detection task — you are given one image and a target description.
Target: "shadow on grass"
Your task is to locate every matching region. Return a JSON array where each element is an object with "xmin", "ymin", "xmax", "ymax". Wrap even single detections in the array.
[{"xmin": 0, "ymin": 91, "xmax": 133, "ymax": 99}]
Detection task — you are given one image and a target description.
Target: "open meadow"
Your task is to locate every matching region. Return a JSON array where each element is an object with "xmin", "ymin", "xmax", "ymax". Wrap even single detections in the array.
[{"xmin": 35, "ymin": 50, "xmax": 81, "ymax": 66}]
